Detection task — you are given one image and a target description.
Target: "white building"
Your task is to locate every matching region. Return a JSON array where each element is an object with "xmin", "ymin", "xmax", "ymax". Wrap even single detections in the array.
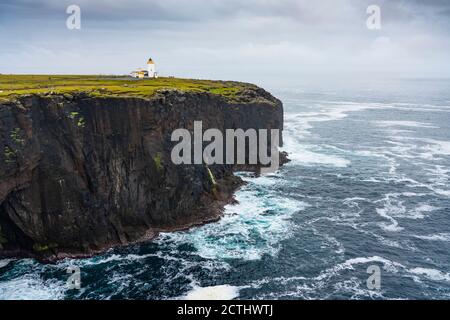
[
  {"xmin": 147, "ymin": 58, "xmax": 158, "ymax": 78},
  {"xmin": 130, "ymin": 69, "xmax": 148, "ymax": 79},
  {"xmin": 130, "ymin": 57, "xmax": 158, "ymax": 79}
]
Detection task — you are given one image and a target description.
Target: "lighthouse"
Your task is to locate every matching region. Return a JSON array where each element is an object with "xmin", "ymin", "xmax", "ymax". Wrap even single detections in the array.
[
  {"xmin": 130, "ymin": 58, "xmax": 159, "ymax": 79},
  {"xmin": 147, "ymin": 58, "xmax": 157, "ymax": 78}
]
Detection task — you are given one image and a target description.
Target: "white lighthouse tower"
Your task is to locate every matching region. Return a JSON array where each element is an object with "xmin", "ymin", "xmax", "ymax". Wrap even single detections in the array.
[{"xmin": 147, "ymin": 58, "xmax": 157, "ymax": 78}]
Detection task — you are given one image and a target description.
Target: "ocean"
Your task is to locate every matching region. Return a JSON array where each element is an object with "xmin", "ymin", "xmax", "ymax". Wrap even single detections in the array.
[{"xmin": 1, "ymin": 79, "xmax": 450, "ymax": 300}]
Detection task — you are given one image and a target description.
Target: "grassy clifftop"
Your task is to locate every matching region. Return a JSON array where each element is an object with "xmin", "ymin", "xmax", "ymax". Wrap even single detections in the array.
[{"xmin": 0, "ymin": 75, "xmax": 255, "ymax": 102}]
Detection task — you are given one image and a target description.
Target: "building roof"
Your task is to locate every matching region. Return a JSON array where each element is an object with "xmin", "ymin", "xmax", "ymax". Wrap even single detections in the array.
[
  {"xmin": 147, "ymin": 58, "xmax": 154, "ymax": 64},
  {"xmin": 131, "ymin": 69, "xmax": 148, "ymax": 73}
]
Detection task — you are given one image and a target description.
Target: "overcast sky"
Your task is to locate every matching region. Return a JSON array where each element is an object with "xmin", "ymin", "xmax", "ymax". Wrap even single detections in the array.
[{"xmin": 1, "ymin": 0, "xmax": 449, "ymax": 86}]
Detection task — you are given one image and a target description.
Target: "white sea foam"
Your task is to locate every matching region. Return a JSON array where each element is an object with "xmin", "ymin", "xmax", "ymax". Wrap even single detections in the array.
[
  {"xmin": 414, "ymin": 233, "xmax": 450, "ymax": 242},
  {"xmin": 391, "ymin": 136, "xmax": 450, "ymax": 160},
  {"xmin": 425, "ymin": 165, "xmax": 450, "ymax": 186},
  {"xmin": 282, "ymin": 102, "xmax": 387, "ymax": 168},
  {"xmin": 284, "ymin": 102, "xmax": 382, "ymax": 134},
  {"xmin": 0, "ymin": 259, "xmax": 13, "ymax": 269},
  {"xmin": 350, "ymin": 131, "xmax": 450, "ymax": 200},
  {"xmin": 432, "ymin": 188, "xmax": 450, "ymax": 197},
  {"xmin": 283, "ymin": 138, "xmax": 350, "ymax": 168},
  {"xmin": 411, "ymin": 204, "xmax": 438, "ymax": 219},
  {"xmin": 57, "ymin": 252, "xmax": 160, "ymax": 268},
  {"xmin": 375, "ymin": 204, "xmax": 404, "ymax": 232},
  {"xmin": 374, "ymin": 120, "xmax": 438, "ymax": 129},
  {"xmin": 0, "ymin": 274, "xmax": 66, "ymax": 300},
  {"xmin": 184, "ymin": 285, "xmax": 240, "ymax": 300},
  {"xmin": 374, "ymin": 189, "xmax": 441, "ymax": 232},
  {"xmin": 422, "ymin": 139, "xmax": 450, "ymax": 156},
  {"xmin": 315, "ymin": 256, "xmax": 404, "ymax": 281},
  {"xmin": 159, "ymin": 175, "xmax": 307, "ymax": 261},
  {"xmin": 332, "ymin": 278, "xmax": 385, "ymax": 299},
  {"xmin": 250, "ymin": 255, "xmax": 403, "ymax": 299},
  {"xmin": 251, "ymin": 254, "xmax": 450, "ymax": 299},
  {"xmin": 409, "ymin": 268, "xmax": 450, "ymax": 282},
  {"xmin": 342, "ymin": 197, "xmax": 368, "ymax": 208}
]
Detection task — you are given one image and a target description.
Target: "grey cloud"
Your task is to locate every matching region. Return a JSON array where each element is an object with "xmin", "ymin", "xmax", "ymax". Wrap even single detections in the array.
[
  {"xmin": 3, "ymin": 0, "xmax": 447, "ymax": 23},
  {"xmin": 0, "ymin": 0, "xmax": 449, "ymax": 81}
]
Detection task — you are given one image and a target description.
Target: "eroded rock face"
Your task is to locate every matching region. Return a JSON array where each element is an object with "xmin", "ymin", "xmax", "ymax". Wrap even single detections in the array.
[{"xmin": 0, "ymin": 88, "xmax": 283, "ymax": 260}]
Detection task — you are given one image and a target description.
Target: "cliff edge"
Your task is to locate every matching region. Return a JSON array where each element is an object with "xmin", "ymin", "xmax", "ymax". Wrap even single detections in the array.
[{"xmin": 0, "ymin": 76, "xmax": 283, "ymax": 260}]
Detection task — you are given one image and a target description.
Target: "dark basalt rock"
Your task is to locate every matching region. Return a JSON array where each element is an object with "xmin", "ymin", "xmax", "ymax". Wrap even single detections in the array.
[{"xmin": 0, "ymin": 87, "xmax": 284, "ymax": 261}]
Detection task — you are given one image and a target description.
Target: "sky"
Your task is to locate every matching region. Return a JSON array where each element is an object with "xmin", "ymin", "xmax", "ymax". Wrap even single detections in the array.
[{"xmin": 1, "ymin": 0, "xmax": 450, "ymax": 87}]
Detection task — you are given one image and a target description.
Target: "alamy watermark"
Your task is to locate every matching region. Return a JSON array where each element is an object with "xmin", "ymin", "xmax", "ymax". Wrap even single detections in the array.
[
  {"xmin": 66, "ymin": 266, "xmax": 81, "ymax": 289},
  {"xmin": 171, "ymin": 121, "xmax": 280, "ymax": 174},
  {"xmin": 66, "ymin": 5, "xmax": 81, "ymax": 30},
  {"xmin": 366, "ymin": 265, "xmax": 381, "ymax": 290},
  {"xmin": 366, "ymin": 5, "xmax": 381, "ymax": 30}
]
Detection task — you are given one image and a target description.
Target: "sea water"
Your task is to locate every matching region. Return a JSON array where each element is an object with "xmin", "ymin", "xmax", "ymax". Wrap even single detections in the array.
[{"xmin": 1, "ymin": 78, "xmax": 450, "ymax": 300}]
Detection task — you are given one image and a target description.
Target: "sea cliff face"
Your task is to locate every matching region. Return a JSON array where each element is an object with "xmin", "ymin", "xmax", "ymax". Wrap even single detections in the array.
[{"xmin": 0, "ymin": 87, "xmax": 283, "ymax": 260}]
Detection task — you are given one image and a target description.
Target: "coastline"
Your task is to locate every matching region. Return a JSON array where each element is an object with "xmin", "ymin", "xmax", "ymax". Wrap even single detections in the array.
[
  {"xmin": 0, "ymin": 80, "xmax": 284, "ymax": 262},
  {"xmin": 0, "ymin": 157, "xmax": 292, "ymax": 263}
]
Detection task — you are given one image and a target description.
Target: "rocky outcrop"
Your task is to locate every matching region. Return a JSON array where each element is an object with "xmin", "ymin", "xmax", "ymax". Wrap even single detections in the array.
[{"xmin": 0, "ymin": 87, "xmax": 283, "ymax": 260}]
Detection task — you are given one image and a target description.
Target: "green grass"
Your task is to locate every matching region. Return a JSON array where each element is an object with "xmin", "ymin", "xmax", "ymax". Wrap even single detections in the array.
[
  {"xmin": 3, "ymin": 146, "xmax": 16, "ymax": 164},
  {"xmin": 10, "ymin": 128, "xmax": 25, "ymax": 145},
  {"xmin": 32, "ymin": 242, "xmax": 58, "ymax": 252},
  {"xmin": 153, "ymin": 152, "xmax": 164, "ymax": 172},
  {"xmin": 206, "ymin": 165, "xmax": 218, "ymax": 197},
  {"xmin": 0, "ymin": 74, "xmax": 254, "ymax": 102}
]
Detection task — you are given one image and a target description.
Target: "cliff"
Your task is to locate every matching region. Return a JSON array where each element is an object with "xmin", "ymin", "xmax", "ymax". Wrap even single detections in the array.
[{"xmin": 0, "ymin": 78, "xmax": 283, "ymax": 261}]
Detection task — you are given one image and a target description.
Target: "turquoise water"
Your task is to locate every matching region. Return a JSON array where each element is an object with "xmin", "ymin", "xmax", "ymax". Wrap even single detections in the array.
[{"xmin": 1, "ymin": 79, "xmax": 450, "ymax": 299}]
